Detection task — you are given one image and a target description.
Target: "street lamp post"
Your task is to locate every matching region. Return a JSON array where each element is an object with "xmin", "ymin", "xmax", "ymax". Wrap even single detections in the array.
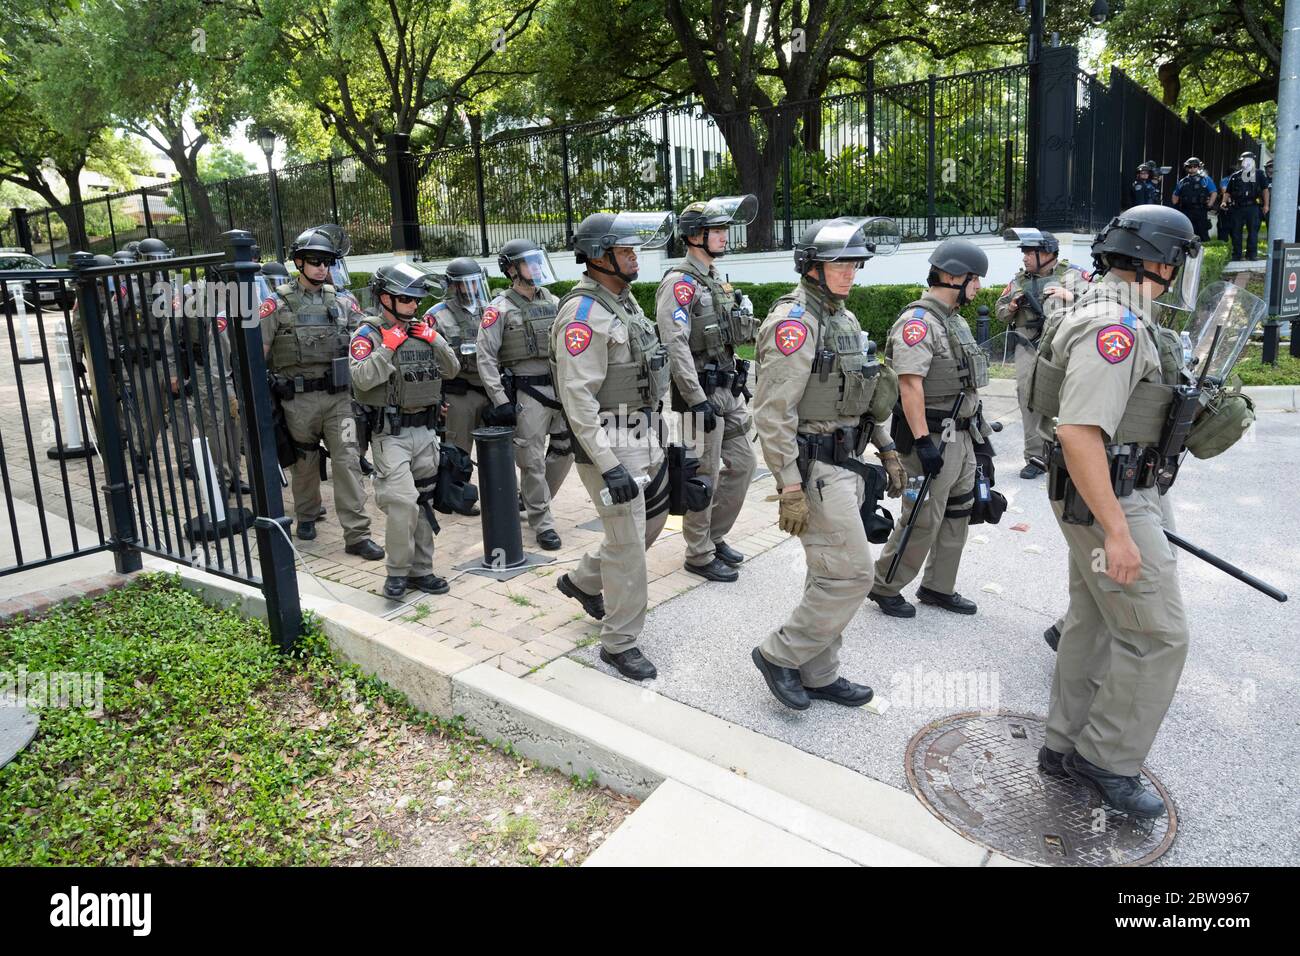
[{"xmin": 257, "ymin": 127, "xmax": 286, "ymax": 263}]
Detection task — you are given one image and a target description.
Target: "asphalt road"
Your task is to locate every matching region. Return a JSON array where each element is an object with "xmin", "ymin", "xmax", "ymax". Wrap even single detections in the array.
[{"xmin": 576, "ymin": 395, "xmax": 1300, "ymax": 866}]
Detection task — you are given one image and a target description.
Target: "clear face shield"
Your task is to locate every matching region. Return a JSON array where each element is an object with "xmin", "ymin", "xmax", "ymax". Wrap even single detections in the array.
[
  {"xmin": 444, "ymin": 272, "xmax": 491, "ymax": 314},
  {"xmin": 507, "ymin": 248, "xmax": 557, "ymax": 288},
  {"xmin": 814, "ymin": 216, "xmax": 901, "ymax": 260},
  {"xmin": 329, "ymin": 259, "xmax": 350, "ymax": 291},
  {"xmin": 981, "ymin": 330, "xmax": 1020, "ymax": 379},
  {"xmin": 1154, "ymin": 241, "xmax": 1202, "ymax": 315},
  {"xmin": 1181, "ymin": 281, "xmax": 1268, "ymax": 383},
  {"xmin": 605, "ymin": 211, "xmax": 676, "ymax": 251},
  {"xmin": 703, "ymin": 194, "xmax": 758, "ymax": 228}
]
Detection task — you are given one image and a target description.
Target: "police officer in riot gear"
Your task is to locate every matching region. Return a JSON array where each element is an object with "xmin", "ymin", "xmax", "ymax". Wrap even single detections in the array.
[
  {"xmin": 656, "ymin": 195, "xmax": 759, "ymax": 582},
  {"xmin": 1027, "ymin": 204, "xmax": 1232, "ymax": 818},
  {"xmin": 108, "ymin": 241, "xmax": 174, "ymax": 472},
  {"xmin": 551, "ymin": 211, "xmax": 676, "ymax": 681},
  {"xmin": 350, "ymin": 264, "xmax": 460, "ymax": 599},
  {"xmin": 996, "ymin": 229, "xmax": 1076, "ymax": 479},
  {"xmin": 477, "ymin": 238, "xmax": 573, "ymax": 552},
  {"xmin": 750, "ymin": 217, "xmax": 905, "ymax": 711},
  {"xmin": 425, "ymin": 257, "xmax": 491, "ymax": 467},
  {"xmin": 260, "ymin": 226, "xmax": 383, "ymax": 559},
  {"xmin": 868, "ymin": 237, "xmax": 991, "ymax": 618},
  {"xmin": 1223, "ymin": 151, "xmax": 1270, "ymax": 260},
  {"xmin": 1172, "ymin": 157, "xmax": 1216, "ymax": 241},
  {"xmin": 1128, "ymin": 163, "xmax": 1161, "ymax": 206}
]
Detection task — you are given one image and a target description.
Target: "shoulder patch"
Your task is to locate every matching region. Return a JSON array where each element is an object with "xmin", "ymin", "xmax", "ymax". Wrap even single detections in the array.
[
  {"xmin": 563, "ymin": 321, "xmax": 592, "ymax": 356},
  {"xmin": 481, "ymin": 306, "xmax": 499, "ymax": 328},
  {"xmin": 672, "ymin": 307, "xmax": 688, "ymax": 326},
  {"xmin": 774, "ymin": 319, "xmax": 808, "ymax": 356},
  {"xmin": 1120, "ymin": 309, "xmax": 1139, "ymax": 329},
  {"xmin": 789, "ymin": 303, "xmax": 805, "ymax": 319},
  {"xmin": 259, "ymin": 296, "xmax": 277, "ymax": 319},
  {"xmin": 912, "ymin": 307, "xmax": 926, "ymax": 318},
  {"xmin": 1095, "ymin": 324, "xmax": 1135, "ymax": 364},
  {"xmin": 902, "ymin": 319, "xmax": 929, "ymax": 346},
  {"xmin": 673, "ymin": 278, "xmax": 696, "ymax": 306},
  {"xmin": 215, "ymin": 315, "xmax": 228, "ymax": 334},
  {"xmin": 349, "ymin": 331, "xmax": 374, "ymax": 360},
  {"xmin": 1002, "ymin": 281, "xmax": 1015, "ymax": 297},
  {"xmin": 576, "ymin": 297, "xmax": 595, "ymax": 323}
]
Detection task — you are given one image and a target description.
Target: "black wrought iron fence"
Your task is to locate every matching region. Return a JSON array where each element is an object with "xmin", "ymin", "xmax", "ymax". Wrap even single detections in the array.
[
  {"xmin": 0, "ymin": 233, "xmax": 304, "ymax": 650},
  {"xmin": 8, "ymin": 55, "xmax": 1262, "ymax": 264}
]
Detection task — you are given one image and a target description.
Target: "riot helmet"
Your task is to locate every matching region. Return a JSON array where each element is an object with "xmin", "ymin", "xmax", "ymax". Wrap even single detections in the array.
[
  {"xmin": 1091, "ymin": 205, "xmax": 1202, "ymax": 311},
  {"xmin": 439, "ymin": 256, "xmax": 491, "ymax": 314},
  {"xmin": 573, "ymin": 211, "xmax": 674, "ymax": 284},
  {"xmin": 928, "ymin": 237, "xmax": 989, "ymax": 306},
  {"xmin": 676, "ymin": 194, "xmax": 758, "ymax": 258},
  {"xmin": 496, "ymin": 239, "xmax": 557, "ymax": 288}
]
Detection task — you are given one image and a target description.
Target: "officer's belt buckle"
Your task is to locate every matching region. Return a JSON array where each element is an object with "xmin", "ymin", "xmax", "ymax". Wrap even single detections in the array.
[{"xmin": 293, "ymin": 375, "xmax": 305, "ymax": 394}]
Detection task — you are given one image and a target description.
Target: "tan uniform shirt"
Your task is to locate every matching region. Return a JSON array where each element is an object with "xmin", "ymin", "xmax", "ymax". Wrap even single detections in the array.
[
  {"xmin": 653, "ymin": 252, "xmax": 723, "ymax": 407},
  {"xmin": 258, "ymin": 280, "xmax": 361, "ymax": 376},
  {"xmin": 551, "ymin": 276, "xmax": 658, "ymax": 475},
  {"xmin": 425, "ymin": 300, "xmax": 483, "ymax": 387},
  {"xmin": 348, "ymin": 316, "xmax": 460, "ymax": 412},
  {"xmin": 477, "ymin": 286, "xmax": 559, "ymax": 407},
  {"xmin": 886, "ymin": 293, "xmax": 980, "ymax": 419},
  {"xmin": 995, "ymin": 265, "xmax": 1070, "ymax": 341},
  {"xmin": 753, "ymin": 280, "xmax": 889, "ymax": 489},
  {"xmin": 1049, "ymin": 274, "xmax": 1162, "ymax": 441}
]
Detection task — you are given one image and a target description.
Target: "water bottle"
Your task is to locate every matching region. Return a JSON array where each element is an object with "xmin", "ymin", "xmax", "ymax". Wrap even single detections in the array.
[
  {"xmin": 600, "ymin": 473, "xmax": 652, "ymax": 506},
  {"xmin": 903, "ymin": 475, "xmax": 924, "ymax": 503},
  {"xmin": 1180, "ymin": 330, "xmax": 1194, "ymax": 369}
]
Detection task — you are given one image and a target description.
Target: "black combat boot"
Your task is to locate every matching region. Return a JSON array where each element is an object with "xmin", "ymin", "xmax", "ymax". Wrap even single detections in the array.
[
  {"xmin": 1063, "ymin": 752, "xmax": 1166, "ymax": 818},
  {"xmin": 751, "ymin": 647, "xmax": 810, "ymax": 710}
]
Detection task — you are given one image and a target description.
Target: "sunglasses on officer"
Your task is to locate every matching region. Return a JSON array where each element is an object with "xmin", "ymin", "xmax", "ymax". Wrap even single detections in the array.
[
  {"xmin": 392, "ymin": 294, "xmax": 420, "ymax": 304},
  {"xmin": 300, "ymin": 254, "xmax": 336, "ymax": 268}
]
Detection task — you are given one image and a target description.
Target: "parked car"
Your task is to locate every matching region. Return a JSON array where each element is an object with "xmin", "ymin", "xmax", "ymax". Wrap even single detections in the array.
[{"xmin": 0, "ymin": 249, "xmax": 77, "ymax": 310}]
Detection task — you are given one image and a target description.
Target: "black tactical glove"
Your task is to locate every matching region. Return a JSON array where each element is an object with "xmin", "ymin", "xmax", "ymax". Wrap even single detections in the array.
[
  {"xmin": 601, "ymin": 464, "xmax": 639, "ymax": 504},
  {"xmin": 690, "ymin": 400, "xmax": 718, "ymax": 434},
  {"xmin": 915, "ymin": 433, "xmax": 945, "ymax": 479},
  {"xmin": 486, "ymin": 403, "xmax": 517, "ymax": 427}
]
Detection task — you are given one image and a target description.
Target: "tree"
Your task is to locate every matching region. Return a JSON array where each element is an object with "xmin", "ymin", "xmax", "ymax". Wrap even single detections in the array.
[
  {"xmin": 93, "ymin": 0, "xmax": 247, "ymax": 250},
  {"xmin": 199, "ymin": 145, "xmax": 256, "ymax": 183},
  {"xmin": 1100, "ymin": 0, "xmax": 1281, "ymax": 127},
  {"xmin": 0, "ymin": 3, "xmax": 127, "ymax": 251},
  {"xmin": 229, "ymin": 0, "xmax": 546, "ymax": 174}
]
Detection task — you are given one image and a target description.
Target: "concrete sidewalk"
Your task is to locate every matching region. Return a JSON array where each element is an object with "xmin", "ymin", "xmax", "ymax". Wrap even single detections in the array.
[{"xmin": 569, "ymin": 403, "xmax": 1300, "ymax": 866}]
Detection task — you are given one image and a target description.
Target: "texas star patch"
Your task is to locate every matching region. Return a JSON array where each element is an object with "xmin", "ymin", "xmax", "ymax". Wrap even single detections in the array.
[
  {"xmin": 215, "ymin": 315, "xmax": 228, "ymax": 334},
  {"xmin": 564, "ymin": 322, "xmax": 592, "ymax": 356},
  {"xmin": 481, "ymin": 306, "xmax": 499, "ymax": 329},
  {"xmin": 1096, "ymin": 324, "xmax": 1134, "ymax": 364},
  {"xmin": 349, "ymin": 334, "xmax": 374, "ymax": 360},
  {"xmin": 673, "ymin": 279, "xmax": 696, "ymax": 306},
  {"xmin": 902, "ymin": 319, "xmax": 928, "ymax": 346},
  {"xmin": 259, "ymin": 296, "xmax": 277, "ymax": 319},
  {"xmin": 774, "ymin": 319, "xmax": 808, "ymax": 356}
]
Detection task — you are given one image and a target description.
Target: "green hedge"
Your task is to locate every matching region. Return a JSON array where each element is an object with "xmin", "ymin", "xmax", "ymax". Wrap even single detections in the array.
[{"xmin": 350, "ymin": 243, "xmax": 1238, "ymax": 347}]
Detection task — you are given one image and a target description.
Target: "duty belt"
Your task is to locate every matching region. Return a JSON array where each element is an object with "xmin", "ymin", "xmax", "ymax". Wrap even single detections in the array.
[
  {"xmin": 512, "ymin": 373, "xmax": 553, "ymax": 388},
  {"xmin": 925, "ymin": 408, "xmax": 974, "ymax": 432},
  {"xmin": 395, "ymin": 408, "xmax": 439, "ymax": 429},
  {"xmin": 278, "ymin": 373, "xmax": 331, "ymax": 395},
  {"xmin": 119, "ymin": 345, "xmax": 165, "ymax": 364},
  {"xmin": 701, "ymin": 367, "xmax": 737, "ymax": 391},
  {"xmin": 442, "ymin": 377, "xmax": 486, "ymax": 396},
  {"xmin": 797, "ymin": 427, "xmax": 862, "ymax": 465},
  {"xmin": 506, "ymin": 370, "xmax": 564, "ymax": 410}
]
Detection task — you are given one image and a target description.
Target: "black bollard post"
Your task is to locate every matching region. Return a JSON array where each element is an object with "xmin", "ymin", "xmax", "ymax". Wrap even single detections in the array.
[
  {"xmin": 473, "ymin": 425, "xmax": 525, "ymax": 570},
  {"xmin": 1263, "ymin": 320, "xmax": 1279, "ymax": 366},
  {"xmin": 976, "ymin": 304, "xmax": 990, "ymax": 345},
  {"xmin": 1291, "ymin": 319, "xmax": 1300, "ymax": 360}
]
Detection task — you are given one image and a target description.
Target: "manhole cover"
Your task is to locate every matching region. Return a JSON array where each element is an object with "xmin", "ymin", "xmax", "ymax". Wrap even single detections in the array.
[
  {"xmin": 0, "ymin": 703, "xmax": 39, "ymax": 770},
  {"xmin": 905, "ymin": 711, "xmax": 1177, "ymax": 866}
]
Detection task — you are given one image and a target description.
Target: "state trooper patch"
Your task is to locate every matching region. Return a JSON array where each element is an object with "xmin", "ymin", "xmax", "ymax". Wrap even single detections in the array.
[
  {"xmin": 672, "ymin": 307, "xmax": 688, "ymax": 325},
  {"xmin": 481, "ymin": 306, "xmax": 499, "ymax": 328},
  {"xmin": 1096, "ymin": 324, "xmax": 1134, "ymax": 364},
  {"xmin": 564, "ymin": 322, "xmax": 592, "ymax": 356},
  {"xmin": 673, "ymin": 279, "xmax": 695, "ymax": 306},
  {"xmin": 902, "ymin": 319, "xmax": 928, "ymax": 346},
  {"xmin": 349, "ymin": 335, "xmax": 373, "ymax": 360},
  {"xmin": 215, "ymin": 315, "xmax": 228, "ymax": 334},
  {"xmin": 775, "ymin": 319, "xmax": 808, "ymax": 355},
  {"xmin": 259, "ymin": 297, "xmax": 277, "ymax": 319}
]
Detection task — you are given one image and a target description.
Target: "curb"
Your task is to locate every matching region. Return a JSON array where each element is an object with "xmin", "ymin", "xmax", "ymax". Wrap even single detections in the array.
[
  {"xmin": 155, "ymin": 561, "xmax": 955, "ymax": 866},
  {"xmin": 0, "ymin": 571, "xmax": 135, "ymax": 625}
]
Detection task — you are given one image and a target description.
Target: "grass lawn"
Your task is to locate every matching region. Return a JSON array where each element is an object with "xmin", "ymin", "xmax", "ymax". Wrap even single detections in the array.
[{"xmin": 0, "ymin": 574, "xmax": 634, "ymax": 866}]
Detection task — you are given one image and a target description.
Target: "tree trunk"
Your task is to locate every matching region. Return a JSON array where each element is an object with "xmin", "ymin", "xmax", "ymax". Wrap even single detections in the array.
[
  {"xmin": 716, "ymin": 108, "xmax": 799, "ymax": 251},
  {"xmin": 162, "ymin": 134, "xmax": 219, "ymax": 252},
  {"xmin": 53, "ymin": 162, "xmax": 89, "ymax": 253}
]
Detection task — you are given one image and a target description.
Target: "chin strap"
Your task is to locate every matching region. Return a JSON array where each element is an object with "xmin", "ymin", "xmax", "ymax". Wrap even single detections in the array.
[
  {"xmin": 1031, "ymin": 251, "xmax": 1058, "ymax": 274},
  {"xmin": 806, "ymin": 264, "xmax": 848, "ymax": 301},
  {"xmin": 933, "ymin": 274, "xmax": 976, "ymax": 306},
  {"xmin": 587, "ymin": 252, "xmax": 638, "ymax": 284},
  {"xmin": 684, "ymin": 233, "xmax": 723, "ymax": 259}
]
